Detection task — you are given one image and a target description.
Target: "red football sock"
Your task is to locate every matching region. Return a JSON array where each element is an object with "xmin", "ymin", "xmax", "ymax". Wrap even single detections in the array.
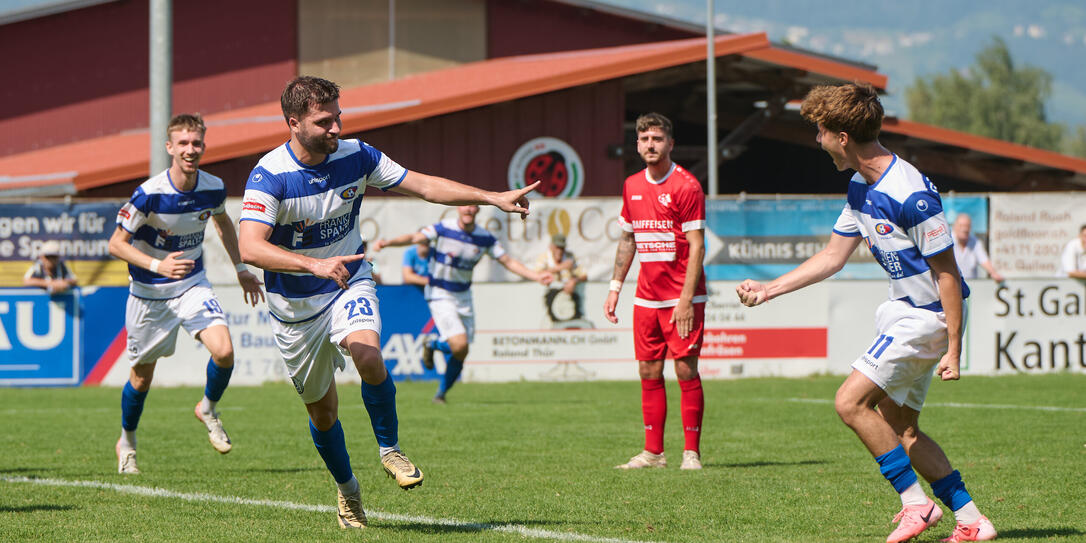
[
  {"xmin": 641, "ymin": 378, "xmax": 666, "ymax": 454},
  {"xmin": 679, "ymin": 375, "xmax": 704, "ymax": 453}
]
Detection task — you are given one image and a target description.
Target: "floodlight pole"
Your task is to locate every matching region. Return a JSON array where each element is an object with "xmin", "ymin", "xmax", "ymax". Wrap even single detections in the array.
[
  {"xmin": 149, "ymin": 0, "xmax": 172, "ymax": 175},
  {"xmin": 706, "ymin": 0, "xmax": 718, "ymax": 197}
]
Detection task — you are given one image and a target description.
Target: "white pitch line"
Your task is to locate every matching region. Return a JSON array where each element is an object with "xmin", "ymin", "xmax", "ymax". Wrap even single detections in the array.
[
  {"xmin": 786, "ymin": 398, "xmax": 1086, "ymax": 413},
  {"xmin": 0, "ymin": 475, "xmax": 662, "ymax": 543}
]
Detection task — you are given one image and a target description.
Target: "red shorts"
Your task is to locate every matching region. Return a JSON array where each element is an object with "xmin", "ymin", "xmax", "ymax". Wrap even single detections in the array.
[{"xmin": 632, "ymin": 303, "xmax": 705, "ymax": 361}]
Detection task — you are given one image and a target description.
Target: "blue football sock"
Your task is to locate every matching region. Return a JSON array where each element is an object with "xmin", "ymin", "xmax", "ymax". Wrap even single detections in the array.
[
  {"xmin": 875, "ymin": 444, "xmax": 919, "ymax": 493},
  {"xmin": 932, "ymin": 470, "xmax": 973, "ymax": 511},
  {"xmin": 438, "ymin": 356, "xmax": 464, "ymax": 396},
  {"xmin": 430, "ymin": 339, "xmax": 453, "ymax": 355},
  {"xmin": 204, "ymin": 358, "xmax": 233, "ymax": 402},
  {"xmin": 360, "ymin": 375, "xmax": 399, "ymax": 449},
  {"xmin": 309, "ymin": 420, "xmax": 354, "ymax": 484},
  {"xmin": 121, "ymin": 381, "xmax": 149, "ymax": 431}
]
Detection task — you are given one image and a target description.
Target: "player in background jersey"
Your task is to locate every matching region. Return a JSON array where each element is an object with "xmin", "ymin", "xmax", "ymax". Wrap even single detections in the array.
[
  {"xmin": 373, "ymin": 205, "xmax": 551, "ymax": 404},
  {"xmin": 736, "ymin": 84, "xmax": 996, "ymax": 543},
  {"xmin": 108, "ymin": 113, "xmax": 265, "ymax": 475},
  {"xmin": 237, "ymin": 76, "xmax": 543, "ymax": 529},
  {"xmin": 604, "ymin": 113, "xmax": 708, "ymax": 471}
]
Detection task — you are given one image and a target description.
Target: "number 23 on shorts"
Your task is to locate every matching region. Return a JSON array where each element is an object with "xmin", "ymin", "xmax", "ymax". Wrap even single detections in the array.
[{"xmin": 344, "ymin": 296, "xmax": 374, "ymax": 319}]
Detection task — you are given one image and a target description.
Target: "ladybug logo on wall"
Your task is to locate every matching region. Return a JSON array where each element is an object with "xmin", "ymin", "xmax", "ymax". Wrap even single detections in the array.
[{"xmin": 508, "ymin": 137, "xmax": 584, "ymax": 199}]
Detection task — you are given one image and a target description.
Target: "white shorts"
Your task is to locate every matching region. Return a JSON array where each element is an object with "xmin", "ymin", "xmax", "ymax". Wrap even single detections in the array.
[
  {"xmin": 428, "ymin": 292, "xmax": 474, "ymax": 343},
  {"xmin": 271, "ymin": 280, "xmax": 381, "ymax": 404},
  {"xmin": 851, "ymin": 299, "xmax": 966, "ymax": 411},
  {"xmin": 125, "ymin": 281, "xmax": 228, "ymax": 366}
]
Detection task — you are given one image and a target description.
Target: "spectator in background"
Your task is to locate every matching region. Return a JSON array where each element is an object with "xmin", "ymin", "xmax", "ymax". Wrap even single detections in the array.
[
  {"xmin": 952, "ymin": 214, "xmax": 1003, "ymax": 281},
  {"xmin": 537, "ymin": 233, "xmax": 588, "ymax": 324},
  {"xmin": 1059, "ymin": 224, "xmax": 1086, "ymax": 279},
  {"xmin": 402, "ymin": 238, "xmax": 431, "ymax": 290},
  {"xmin": 23, "ymin": 240, "xmax": 78, "ymax": 293},
  {"xmin": 537, "ymin": 234, "xmax": 585, "ymax": 295}
]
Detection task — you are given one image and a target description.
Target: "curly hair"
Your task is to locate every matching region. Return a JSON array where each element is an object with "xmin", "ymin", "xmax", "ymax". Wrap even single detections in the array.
[
  {"xmin": 166, "ymin": 113, "xmax": 205, "ymax": 139},
  {"xmin": 635, "ymin": 112, "xmax": 674, "ymax": 139},
  {"xmin": 800, "ymin": 83, "xmax": 883, "ymax": 143},
  {"xmin": 281, "ymin": 76, "xmax": 340, "ymax": 122}
]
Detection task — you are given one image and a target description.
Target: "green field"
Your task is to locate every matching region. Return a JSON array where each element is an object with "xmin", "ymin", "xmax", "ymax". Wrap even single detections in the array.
[{"xmin": 1, "ymin": 374, "xmax": 1084, "ymax": 542}]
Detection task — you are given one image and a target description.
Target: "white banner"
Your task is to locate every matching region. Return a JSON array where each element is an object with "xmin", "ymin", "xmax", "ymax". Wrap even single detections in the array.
[{"xmin": 988, "ymin": 192, "xmax": 1086, "ymax": 278}]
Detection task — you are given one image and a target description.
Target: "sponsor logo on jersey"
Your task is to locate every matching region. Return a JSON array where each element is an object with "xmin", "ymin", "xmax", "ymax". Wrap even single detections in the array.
[
  {"xmin": 658, "ymin": 193, "xmax": 672, "ymax": 207},
  {"xmin": 340, "ymin": 186, "xmax": 358, "ymax": 200},
  {"xmin": 198, "ymin": 210, "xmax": 212, "ymax": 221},
  {"xmin": 875, "ymin": 223, "xmax": 893, "ymax": 235},
  {"xmin": 242, "ymin": 201, "xmax": 265, "ymax": 213},
  {"xmin": 631, "ymin": 194, "xmax": 642, "ymax": 200},
  {"xmin": 925, "ymin": 224, "xmax": 947, "ymax": 241},
  {"xmin": 251, "ymin": 173, "xmax": 262, "ymax": 183},
  {"xmin": 631, "ymin": 219, "xmax": 673, "ymax": 230},
  {"xmin": 916, "ymin": 199, "xmax": 928, "ymax": 212},
  {"xmin": 308, "ymin": 174, "xmax": 330, "ymax": 185},
  {"xmin": 118, "ymin": 208, "xmax": 131, "ymax": 219}
]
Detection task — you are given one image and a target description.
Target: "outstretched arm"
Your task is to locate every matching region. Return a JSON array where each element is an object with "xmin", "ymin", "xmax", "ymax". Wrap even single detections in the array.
[
  {"xmin": 391, "ymin": 171, "xmax": 540, "ymax": 217},
  {"xmin": 213, "ymin": 212, "xmax": 265, "ymax": 306},
  {"xmin": 373, "ymin": 231, "xmax": 427, "ymax": 251},
  {"xmin": 737, "ymin": 233, "xmax": 860, "ymax": 306},
  {"xmin": 604, "ymin": 230, "xmax": 636, "ymax": 324},
  {"xmin": 497, "ymin": 254, "xmax": 551, "ymax": 284}
]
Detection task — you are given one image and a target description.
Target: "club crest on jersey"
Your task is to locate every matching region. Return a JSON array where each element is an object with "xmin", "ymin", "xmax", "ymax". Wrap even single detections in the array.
[
  {"xmin": 875, "ymin": 223, "xmax": 894, "ymax": 235},
  {"xmin": 658, "ymin": 193, "xmax": 672, "ymax": 207},
  {"xmin": 339, "ymin": 186, "xmax": 358, "ymax": 200},
  {"xmin": 198, "ymin": 210, "xmax": 212, "ymax": 221}
]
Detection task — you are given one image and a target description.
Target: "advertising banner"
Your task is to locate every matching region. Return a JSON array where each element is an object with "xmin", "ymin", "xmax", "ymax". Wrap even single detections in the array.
[
  {"xmin": 0, "ymin": 289, "xmax": 80, "ymax": 385},
  {"xmin": 705, "ymin": 195, "xmax": 989, "ymax": 280},
  {"xmin": 0, "ymin": 200, "xmax": 128, "ymax": 287},
  {"xmin": 988, "ymin": 192, "xmax": 1086, "ymax": 278}
]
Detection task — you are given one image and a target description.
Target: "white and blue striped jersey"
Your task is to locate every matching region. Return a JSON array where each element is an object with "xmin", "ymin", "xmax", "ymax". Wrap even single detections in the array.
[
  {"xmin": 421, "ymin": 218, "xmax": 506, "ymax": 301},
  {"xmin": 832, "ymin": 155, "xmax": 969, "ymax": 311},
  {"xmin": 116, "ymin": 170, "xmax": 226, "ymax": 300},
  {"xmin": 239, "ymin": 139, "xmax": 407, "ymax": 323}
]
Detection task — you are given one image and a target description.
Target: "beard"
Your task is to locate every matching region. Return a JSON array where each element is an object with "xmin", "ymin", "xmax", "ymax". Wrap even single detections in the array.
[{"xmin": 300, "ymin": 131, "xmax": 339, "ymax": 155}]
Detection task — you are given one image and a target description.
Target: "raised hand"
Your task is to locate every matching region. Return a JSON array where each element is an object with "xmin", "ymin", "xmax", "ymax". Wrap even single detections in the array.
[{"xmin": 494, "ymin": 181, "xmax": 542, "ymax": 218}]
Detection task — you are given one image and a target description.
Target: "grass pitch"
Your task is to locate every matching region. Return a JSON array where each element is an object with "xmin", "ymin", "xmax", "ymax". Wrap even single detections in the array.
[{"xmin": 1, "ymin": 374, "xmax": 1084, "ymax": 542}]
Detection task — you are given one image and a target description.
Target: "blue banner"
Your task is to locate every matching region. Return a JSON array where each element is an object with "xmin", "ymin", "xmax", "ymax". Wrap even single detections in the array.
[
  {"xmin": 0, "ymin": 289, "xmax": 81, "ymax": 386},
  {"xmin": 0, "ymin": 201, "xmax": 120, "ymax": 261},
  {"xmin": 377, "ymin": 285, "xmax": 439, "ymax": 381},
  {"xmin": 705, "ymin": 195, "xmax": 988, "ymax": 280}
]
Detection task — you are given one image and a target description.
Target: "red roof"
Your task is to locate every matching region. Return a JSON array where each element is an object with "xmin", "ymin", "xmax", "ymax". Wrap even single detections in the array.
[
  {"xmin": 882, "ymin": 117, "xmax": 1086, "ymax": 175},
  {"xmin": 0, "ymin": 33, "xmax": 897, "ymax": 194}
]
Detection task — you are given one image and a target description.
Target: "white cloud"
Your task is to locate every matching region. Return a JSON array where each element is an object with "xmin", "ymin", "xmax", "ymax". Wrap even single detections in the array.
[
  {"xmin": 1028, "ymin": 24, "xmax": 1045, "ymax": 39},
  {"xmin": 899, "ymin": 32, "xmax": 933, "ymax": 47},
  {"xmin": 1014, "ymin": 25, "xmax": 1024, "ymax": 37},
  {"xmin": 786, "ymin": 25, "xmax": 809, "ymax": 44}
]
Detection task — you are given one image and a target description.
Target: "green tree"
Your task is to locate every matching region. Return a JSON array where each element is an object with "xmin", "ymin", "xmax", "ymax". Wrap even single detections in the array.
[
  {"xmin": 1066, "ymin": 125, "xmax": 1086, "ymax": 158},
  {"xmin": 906, "ymin": 37, "xmax": 1064, "ymax": 151}
]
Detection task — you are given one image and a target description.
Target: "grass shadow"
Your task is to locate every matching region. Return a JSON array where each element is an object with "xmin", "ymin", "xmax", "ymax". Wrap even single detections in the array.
[
  {"xmin": 378, "ymin": 518, "xmax": 559, "ymax": 535},
  {"xmin": 996, "ymin": 527, "xmax": 1084, "ymax": 539},
  {"xmin": 713, "ymin": 459, "xmax": 829, "ymax": 468},
  {"xmin": 0, "ymin": 504, "xmax": 77, "ymax": 513}
]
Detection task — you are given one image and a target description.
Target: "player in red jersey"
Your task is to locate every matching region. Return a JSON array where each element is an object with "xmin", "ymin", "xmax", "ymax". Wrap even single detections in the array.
[{"xmin": 604, "ymin": 113, "xmax": 708, "ymax": 470}]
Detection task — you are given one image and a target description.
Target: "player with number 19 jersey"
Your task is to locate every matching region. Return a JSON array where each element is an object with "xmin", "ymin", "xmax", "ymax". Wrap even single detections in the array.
[{"xmin": 618, "ymin": 163, "xmax": 708, "ymax": 309}]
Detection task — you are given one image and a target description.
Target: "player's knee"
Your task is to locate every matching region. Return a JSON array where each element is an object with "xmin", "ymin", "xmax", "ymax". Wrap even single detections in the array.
[
  {"xmin": 833, "ymin": 393, "xmax": 862, "ymax": 425},
  {"xmin": 211, "ymin": 345, "xmax": 235, "ymax": 367}
]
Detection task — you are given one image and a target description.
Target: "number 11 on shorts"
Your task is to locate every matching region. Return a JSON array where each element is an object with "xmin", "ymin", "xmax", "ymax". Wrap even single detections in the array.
[{"xmin": 866, "ymin": 334, "xmax": 894, "ymax": 359}]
